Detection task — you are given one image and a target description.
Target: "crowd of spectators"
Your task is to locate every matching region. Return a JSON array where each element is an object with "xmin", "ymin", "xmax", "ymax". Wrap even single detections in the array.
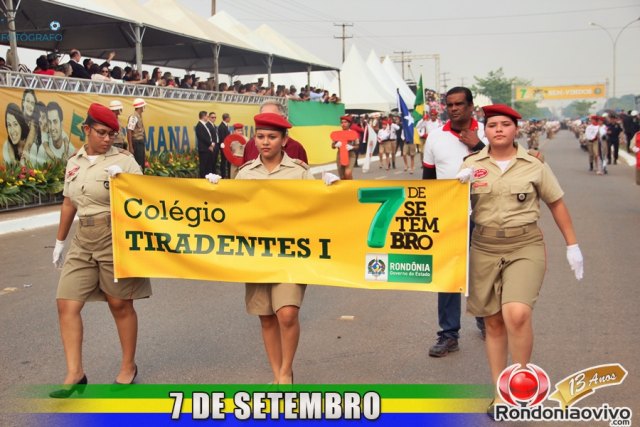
[{"xmin": 0, "ymin": 49, "xmax": 341, "ymax": 103}]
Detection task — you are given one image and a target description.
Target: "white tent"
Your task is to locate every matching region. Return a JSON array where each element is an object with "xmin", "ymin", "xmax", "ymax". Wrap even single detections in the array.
[
  {"xmin": 365, "ymin": 50, "xmax": 416, "ymax": 109},
  {"xmin": 4, "ymin": 0, "xmax": 338, "ymax": 75},
  {"xmin": 208, "ymin": 11, "xmax": 279, "ymax": 55},
  {"xmin": 381, "ymin": 56, "xmax": 416, "ymax": 108},
  {"xmin": 339, "ymin": 45, "xmax": 396, "ymax": 112},
  {"xmin": 252, "ymin": 24, "xmax": 333, "ymax": 70}
]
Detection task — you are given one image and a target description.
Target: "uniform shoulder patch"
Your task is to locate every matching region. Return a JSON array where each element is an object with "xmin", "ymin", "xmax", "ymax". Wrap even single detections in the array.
[
  {"xmin": 527, "ymin": 149, "xmax": 545, "ymax": 162},
  {"xmin": 463, "ymin": 151, "xmax": 481, "ymax": 161},
  {"xmin": 117, "ymin": 148, "xmax": 134, "ymax": 156},
  {"xmin": 238, "ymin": 160, "xmax": 254, "ymax": 170},
  {"xmin": 291, "ymin": 158, "xmax": 310, "ymax": 169}
]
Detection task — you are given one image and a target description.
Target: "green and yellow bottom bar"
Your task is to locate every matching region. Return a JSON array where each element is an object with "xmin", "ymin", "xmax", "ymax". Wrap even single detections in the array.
[{"xmin": 8, "ymin": 384, "xmax": 494, "ymax": 427}]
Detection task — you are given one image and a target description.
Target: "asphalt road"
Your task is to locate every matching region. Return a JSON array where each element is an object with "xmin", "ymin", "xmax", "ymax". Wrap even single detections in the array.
[{"xmin": 0, "ymin": 130, "xmax": 638, "ymax": 426}]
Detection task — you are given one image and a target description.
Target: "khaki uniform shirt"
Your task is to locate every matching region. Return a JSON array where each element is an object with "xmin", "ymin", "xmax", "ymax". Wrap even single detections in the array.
[
  {"xmin": 63, "ymin": 145, "xmax": 142, "ymax": 217},
  {"xmin": 462, "ymin": 144, "xmax": 564, "ymax": 228},
  {"xmin": 127, "ymin": 111, "xmax": 145, "ymax": 141},
  {"xmin": 235, "ymin": 152, "xmax": 314, "ymax": 180}
]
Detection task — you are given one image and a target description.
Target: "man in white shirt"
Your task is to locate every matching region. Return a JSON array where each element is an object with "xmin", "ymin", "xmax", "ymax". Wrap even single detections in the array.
[{"xmin": 422, "ymin": 87, "xmax": 487, "ymax": 357}]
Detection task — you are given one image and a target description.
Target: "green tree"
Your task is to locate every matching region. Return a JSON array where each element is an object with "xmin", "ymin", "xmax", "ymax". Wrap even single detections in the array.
[
  {"xmin": 604, "ymin": 94, "xmax": 637, "ymax": 112},
  {"xmin": 514, "ymin": 101, "xmax": 540, "ymax": 119},
  {"xmin": 472, "ymin": 68, "xmax": 530, "ymax": 104},
  {"xmin": 562, "ymin": 100, "xmax": 596, "ymax": 118}
]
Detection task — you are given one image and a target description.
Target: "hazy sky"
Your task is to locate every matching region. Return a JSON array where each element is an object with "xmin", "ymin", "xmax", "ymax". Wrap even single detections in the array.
[{"xmin": 179, "ymin": 0, "xmax": 640, "ymax": 99}]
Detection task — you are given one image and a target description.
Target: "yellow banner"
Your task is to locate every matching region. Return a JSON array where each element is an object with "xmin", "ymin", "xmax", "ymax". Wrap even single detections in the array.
[
  {"xmin": 548, "ymin": 363, "xmax": 628, "ymax": 408},
  {"xmin": 514, "ymin": 84, "xmax": 606, "ymax": 100},
  {"xmin": 111, "ymin": 175, "xmax": 470, "ymax": 293}
]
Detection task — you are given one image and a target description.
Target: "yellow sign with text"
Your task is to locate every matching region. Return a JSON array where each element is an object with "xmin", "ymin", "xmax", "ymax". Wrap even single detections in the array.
[
  {"xmin": 111, "ymin": 175, "xmax": 470, "ymax": 293},
  {"xmin": 515, "ymin": 84, "xmax": 606, "ymax": 100}
]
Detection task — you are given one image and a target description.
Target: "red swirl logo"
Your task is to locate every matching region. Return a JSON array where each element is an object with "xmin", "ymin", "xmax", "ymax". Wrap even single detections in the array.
[
  {"xmin": 473, "ymin": 168, "xmax": 488, "ymax": 179},
  {"xmin": 497, "ymin": 363, "xmax": 550, "ymax": 407}
]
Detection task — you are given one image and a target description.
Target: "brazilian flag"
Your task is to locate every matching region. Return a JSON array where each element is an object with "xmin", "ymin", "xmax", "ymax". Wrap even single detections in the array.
[
  {"xmin": 287, "ymin": 101, "xmax": 344, "ymax": 164},
  {"xmin": 70, "ymin": 111, "xmax": 85, "ymax": 142}
]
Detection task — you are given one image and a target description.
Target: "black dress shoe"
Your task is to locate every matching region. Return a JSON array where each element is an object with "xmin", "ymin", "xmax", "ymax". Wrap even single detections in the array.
[
  {"xmin": 114, "ymin": 365, "xmax": 138, "ymax": 385},
  {"xmin": 486, "ymin": 399, "xmax": 496, "ymax": 420},
  {"xmin": 49, "ymin": 375, "xmax": 88, "ymax": 398}
]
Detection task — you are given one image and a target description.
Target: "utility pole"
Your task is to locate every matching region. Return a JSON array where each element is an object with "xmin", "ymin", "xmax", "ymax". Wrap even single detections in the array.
[
  {"xmin": 333, "ymin": 23, "xmax": 353, "ymax": 64},
  {"xmin": 441, "ymin": 72, "xmax": 450, "ymax": 93},
  {"xmin": 393, "ymin": 50, "xmax": 411, "ymax": 80},
  {"xmin": 211, "ymin": 0, "xmax": 216, "ymax": 15},
  {"xmin": 387, "ymin": 53, "xmax": 441, "ymax": 94}
]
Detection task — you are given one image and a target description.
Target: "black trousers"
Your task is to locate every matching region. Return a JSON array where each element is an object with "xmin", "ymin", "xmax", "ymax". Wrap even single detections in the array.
[
  {"xmin": 198, "ymin": 149, "xmax": 214, "ymax": 178},
  {"xmin": 132, "ymin": 139, "xmax": 146, "ymax": 171}
]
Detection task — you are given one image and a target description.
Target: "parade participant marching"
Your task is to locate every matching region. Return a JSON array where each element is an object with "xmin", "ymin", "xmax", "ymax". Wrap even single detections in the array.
[
  {"xmin": 457, "ymin": 104, "xmax": 583, "ymax": 415},
  {"xmin": 331, "ymin": 115, "xmax": 359, "ymax": 180},
  {"xmin": 216, "ymin": 112, "xmax": 313, "ymax": 385},
  {"xmin": 584, "ymin": 115, "xmax": 600, "ymax": 172},
  {"xmin": 242, "ymin": 101, "xmax": 308, "ymax": 164},
  {"xmin": 50, "ymin": 103, "xmax": 151, "ymax": 397}
]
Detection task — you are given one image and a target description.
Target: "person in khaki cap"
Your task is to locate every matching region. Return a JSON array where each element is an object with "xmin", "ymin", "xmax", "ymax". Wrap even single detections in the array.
[
  {"xmin": 457, "ymin": 104, "xmax": 583, "ymax": 417},
  {"xmin": 108, "ymin": 100, "xmax": 127, "ymax": 150},
  {"xmin": 127, "ymin": 98, "xmax": 147, "ymax": 171},
  {"xmin": 49, "ymin": 103, "xmax": 151, "ymax": 398}
]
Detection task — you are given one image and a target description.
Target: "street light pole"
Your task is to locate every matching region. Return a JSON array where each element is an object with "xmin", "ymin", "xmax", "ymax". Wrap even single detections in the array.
[{"xmin": 590, "ymin": 17, "xmax": 640, "ymax": 98}]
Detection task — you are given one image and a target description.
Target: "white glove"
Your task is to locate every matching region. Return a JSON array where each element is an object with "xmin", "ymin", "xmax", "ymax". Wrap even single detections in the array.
[
  {"xmin": 52, "ymin": 239, "xmax": 65, "ymax": 268},
  {"xmin": 220, "ymin": 143, "xmax": 225, "ymax": 149},
  {"xmin": 631, "ymin": 146, "xmax": 639, "ymax": 153},
  {"xmin": 333, "ymin": 141, "xmax": 342, "ymax": 149},
  {"xmin": 205, "ymin": 173, "xmax": 222, "ymax": 184},
  {"xmin": 455, "ymin": 167, "xmax": 474, "ymax": 183},
  {"xmin": 566, "ymin": 244, "xmax": 584, "ymax": 280},
  {"xmin": 346, "ymin": 144, "xmax": 354, "ymax": 151},
  {"xmin": 105, "ymin": 165, "xmax": 123, "ymax": 177},
  {"xmin": 322, "ymin": 172, "xmax": 340, "ymax": 186}
]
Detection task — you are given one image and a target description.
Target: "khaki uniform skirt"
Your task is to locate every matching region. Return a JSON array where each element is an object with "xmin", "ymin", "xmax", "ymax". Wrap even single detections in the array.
[
  {"xmin": 57, "ymin": 216, "xmax": 152, "ymax": 302},
  {"xmin": 467, "ymin": 224, "xmax": 545, "ymax": 317}
]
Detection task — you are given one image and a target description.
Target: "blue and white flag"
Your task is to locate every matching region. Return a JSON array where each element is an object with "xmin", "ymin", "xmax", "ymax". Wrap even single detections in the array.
[{"xmin": 398, "ymin": 90, "xmax": 415, "ymax": 144}]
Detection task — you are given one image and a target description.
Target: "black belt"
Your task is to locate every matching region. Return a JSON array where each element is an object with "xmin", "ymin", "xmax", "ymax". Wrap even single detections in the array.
[{"xmin": 474, "ymin": 222, "xmax": 537, "ymax": 238}]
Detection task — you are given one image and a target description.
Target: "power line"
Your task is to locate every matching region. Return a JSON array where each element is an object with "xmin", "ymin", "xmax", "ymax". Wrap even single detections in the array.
[
  {"xmin": 392, "ymin": 50, "xmax": 411, "ymax": 79},
  {"xmin": 240, "ymin": 4, "xmax": 640, "ymax": 23},
  {"xmin": 334, "ymin": 22, "xmax": 353, "ymax": 63}
]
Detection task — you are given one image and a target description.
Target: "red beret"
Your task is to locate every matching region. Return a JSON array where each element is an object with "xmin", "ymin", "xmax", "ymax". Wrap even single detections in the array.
[
  {"xmin": 254, "ymin": 112, "xmax": 291, "ymax": 130},
  {"xmin": 482, "ymin": 104, "xmax": 522, "ymax": 122},
  {"xmin": 233, "ymin": 123, "xmax": 243, "ymax": 130},
  {"xmin": 430, "ymin": 109, "xmax": 438, "ymax": 115},
  {"xmin": 340, "ymin": 115, "xmax": 352, "ymax": 123},
  {"xmin": 86, "ymin": 103, "xmax": 119, "ymax": 132},
  {"xmin": 351, "ymin": 123, "xmax": 364, "ymax": 134}
]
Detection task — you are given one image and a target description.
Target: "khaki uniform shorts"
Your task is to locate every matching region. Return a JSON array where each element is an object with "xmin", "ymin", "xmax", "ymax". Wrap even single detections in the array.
[
  {"xmin": 402, "ymin": 144, "xmax": 417, "ymax": 156},
  {"xmin": 57, "ymin": 218, "xmax": 152, "ymax": 302},
  {"xmin": 380, "ymin": 140, "xmax": 396, "ymax": 154},
  {"xmin": 337, "ymin": 151, "xmax": 357, "ymax": 176},
  {"xmin": 467, "ymin": 226, "xmax": 545, "ymax": 317},
  {"xmin": 245, "ymin": 283, "xmax": 307, "ymax": 316}
]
